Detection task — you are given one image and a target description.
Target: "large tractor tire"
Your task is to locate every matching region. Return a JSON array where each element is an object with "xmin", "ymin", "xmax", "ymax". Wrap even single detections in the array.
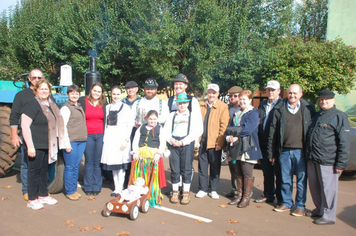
[
  {"xmin": 48, "ymin": 151, "xmax": 64, "ymax": 194},
  {"xmin": 0, "ymin": 106, "xmax": 18, "ymax": 177}
]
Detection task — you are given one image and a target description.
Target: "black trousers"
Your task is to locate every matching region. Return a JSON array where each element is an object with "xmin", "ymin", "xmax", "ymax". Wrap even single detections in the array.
[
  {"xmin": 27, "ymin": 149, "xmax": 49, "ymax": 201},
  {"xmin": 169, "ymin": 140, "xmax": 194, "ymax": 184},
  {"xmin": 198, "ymin": 142, "xmax": 222, "ymax": 192}
]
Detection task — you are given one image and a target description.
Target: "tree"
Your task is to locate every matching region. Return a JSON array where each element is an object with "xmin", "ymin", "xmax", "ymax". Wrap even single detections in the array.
[{"xmin": 262, "ymin": 36, "xmax": 356, "ymax": 101}]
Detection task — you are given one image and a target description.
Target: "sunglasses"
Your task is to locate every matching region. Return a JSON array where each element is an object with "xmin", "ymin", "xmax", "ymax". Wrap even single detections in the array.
[{"xmin": 30, "ymin": 76, "xmax": 43, "ymax": 80}]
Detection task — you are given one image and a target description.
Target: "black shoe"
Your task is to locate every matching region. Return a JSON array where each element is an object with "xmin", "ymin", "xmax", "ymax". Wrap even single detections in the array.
[
  {"xmin": 225, "ymin": 192, "xmax": 236, "ymax": 198},
  {"xmin": 305, "ymin": 210, "xmax": 322, "ymax": 218},
  {"xmin": 92, "ymin": 191, "xmax": 99, "ymax": 196},
  {"xmin": 313, "ymin": 217, "xmax": 335, "ymax": 225},
  {"xmin": 254, "ymin": 197, "xmax": 274, "ymax": 203},
  {"xmin": 85, "ymin": 191, "xmax": 92, "ymax": 196}
]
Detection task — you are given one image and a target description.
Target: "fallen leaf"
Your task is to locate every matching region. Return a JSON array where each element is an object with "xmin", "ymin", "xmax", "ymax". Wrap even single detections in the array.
[
  {"xmin": 89, "ymin": 210, "xmax": 97, "ymax": 214},
  {"xmin": 226, "ymin": 230, "xmax": 237, "ymax": 235},
  {"xmin": 1, "ymin": 185, "xmax": 12, "ymax": 188},
  {"xmin": 161, "ymin": 221, "xmax": 166, "ymax": 225},
  {"xmin": 91, "ymin": 225, "xmax": 104, "ymax": 230},
  {"xmin": 228, "ymin": 219, "xmax": 239, "ymax": 224},
  {"xmin": 1, "ymin": 196, "xmax": 9, "ymax": 200},
  {"xmin": 194, "ymin": 219, "xmax": 203, "ymax": 223},
  {"xmin": 116, "ymin": 231, "xmax": 131, "ymax": 236},
  {"xmin": 79, "ymin": 227, "xmax": 90, "ymax": 232},
  {"xmin": 87, "ymin": 196, "xmax": 96, "ymax": 201},
  {"xmin": 256, "ymin": 205, "xmax": 262, "ymax": 208},
  {"xmin": 219, "ymin": 204, "xmax": 228, "ymax": 208},
  {"xmin": 67, "ymin": 224, "xmax": 75, "ymax": 228},
  {"xmin": 64, "ymin": 220, "xmax": 74, "ymax": 224},
  {"xmin": 257, "ymin": 184, "xmax": 262, "ymax": 187}
]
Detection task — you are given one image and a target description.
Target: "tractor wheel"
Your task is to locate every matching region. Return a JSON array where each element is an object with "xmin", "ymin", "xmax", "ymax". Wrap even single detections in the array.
[
  {"xmin": 47, "ymin": 151, "xmax": 64, "ymax": 194},
  {"xmin": 0, "ymin": 106, "xmax": 18, "ymax": 177}
]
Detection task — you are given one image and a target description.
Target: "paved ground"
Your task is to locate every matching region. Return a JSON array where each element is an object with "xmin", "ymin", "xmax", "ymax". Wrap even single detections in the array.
[{"xmin": 1, "ymin": 157, "xmax": 355, "ymax": 236}]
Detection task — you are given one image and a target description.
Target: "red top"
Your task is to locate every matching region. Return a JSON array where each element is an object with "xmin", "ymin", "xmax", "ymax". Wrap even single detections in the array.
[{"xmin": 85, "ymin": 99, "xmax": 104, "ymax": 135}]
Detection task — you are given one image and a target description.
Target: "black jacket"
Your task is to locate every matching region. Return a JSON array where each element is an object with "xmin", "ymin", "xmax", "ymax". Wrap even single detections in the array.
[
  {"xmin": 258, "ymin": 98, "xmax": 282, "ymax": 147},
  {"xmin": 266, "ymin": 98, "xmax": 315, "ymax": 159},
  {"xmin": 305, "ymin": 106, "xmax": 350, "ymax": 170}
]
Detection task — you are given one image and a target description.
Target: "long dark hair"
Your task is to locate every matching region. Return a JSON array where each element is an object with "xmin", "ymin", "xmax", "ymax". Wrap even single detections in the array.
[{"xmin": 88, "ymin": 82, "xmax": 105, "ymax": 107}]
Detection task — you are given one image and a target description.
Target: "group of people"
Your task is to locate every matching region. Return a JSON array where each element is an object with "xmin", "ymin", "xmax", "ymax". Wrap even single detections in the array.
[{"xmin": 10, "ymin": 69, "xmax": 350, "ymax": 226}]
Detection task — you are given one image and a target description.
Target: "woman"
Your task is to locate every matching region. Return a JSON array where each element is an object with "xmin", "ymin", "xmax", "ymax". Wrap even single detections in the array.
[
  {"xmin": 101, "ymin": 86, "xmax": 132, "ymax": 197},
  {"xmin": 21, "ymin": 79, "xmax": 68, "ymax": 210},
  {"xmin": 61, "ymin": 84, "xmax": 87, "ymax": 201},
  {"xmin": 78, "ymin": 82, "xmax": 107, "ymax": 196},
  {"xmin": 226, "ymin": 90, "xmax": 262, "ymax": 208}
]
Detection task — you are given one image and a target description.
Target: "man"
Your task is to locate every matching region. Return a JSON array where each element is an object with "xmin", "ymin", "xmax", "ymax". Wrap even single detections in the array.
[
  {"xmin": 10, "ymin": 68, "xmax": 44, "ymax": 201},
  {"xmin": 122, "ymin": 81, "xmax": 141, "ymax": 108},
  {"xmin": 196, "ymin": 84, "xmax": 229, "ymax": 200},
  {"xmin": 225, "ymin": 86, "xmax": 243, "ymax": 201},
  {"xmin": 267, "ymin": 84, "xmax": 315, "ymax": 216},
  {"xmin": 133, "ymin": 78, "xmax": 169, "ymax": 126},
  {"xmin": 255, "ymin": 80, "xmax": 282, "ymax": 205},
  {"xmin": 306, "ymin": 90, "xmax": 350, "ymax": 225}
]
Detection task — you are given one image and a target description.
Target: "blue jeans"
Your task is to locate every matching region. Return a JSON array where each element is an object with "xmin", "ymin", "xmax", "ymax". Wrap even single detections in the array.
[
  {"xmin": 63, "ymin": 141, "xmax": 87, "ymax": 195},
  {"xmin": 279, "ymin": 148, "xmax": 307, "ymax": 210},
  {"xmin": 84, "ymin": 134, "xmax": 103, "ymax": 192},
  {"xmin": 20, "ymin": 136, "xmax": 28, "ymax": 194}
]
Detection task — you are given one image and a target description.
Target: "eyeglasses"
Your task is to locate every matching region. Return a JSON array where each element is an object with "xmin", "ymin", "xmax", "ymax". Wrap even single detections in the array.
[
  {"xmin": 30, "ymin": 76, "xmax": 43, "ymax": 80},
  {"xmin": 229, "ymin": 94, "xmax": 239, "ymax": 98}
]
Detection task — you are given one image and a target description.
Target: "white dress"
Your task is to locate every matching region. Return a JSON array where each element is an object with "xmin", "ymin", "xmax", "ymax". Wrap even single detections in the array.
[{"xmin": 101, "ymin": 100, "xmax": 133, "ymax": 170}]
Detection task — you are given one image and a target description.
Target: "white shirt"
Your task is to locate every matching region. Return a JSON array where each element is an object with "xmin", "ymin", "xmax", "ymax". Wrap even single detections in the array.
[{"xmin": 132, "ymin": 96, "xmax": 169, "ymax": 125}]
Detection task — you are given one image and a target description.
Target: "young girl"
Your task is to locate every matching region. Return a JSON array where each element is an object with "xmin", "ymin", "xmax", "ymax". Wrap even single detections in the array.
[
  {"xmin": 131, "ymin": 110, "xmax": 166, "ymax": 206},
  {"xmin": 101, "ymin": 86, "xmax": 132, "ymax": 197}
]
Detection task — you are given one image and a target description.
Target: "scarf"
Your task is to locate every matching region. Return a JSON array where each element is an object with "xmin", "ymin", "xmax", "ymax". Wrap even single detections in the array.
[
  {"xmin": 35, "ymin": 96, "xmax": 66, "ymax": 164},
  {"xmin": 233, "ymin": 105, "xmax": 254, "ymax": 127}
]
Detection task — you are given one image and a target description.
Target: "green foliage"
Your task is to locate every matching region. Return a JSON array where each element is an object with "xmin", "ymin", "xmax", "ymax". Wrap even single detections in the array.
[{"xmin": 262, "ymin": 37, "xmax": 356, "ymax": 101}]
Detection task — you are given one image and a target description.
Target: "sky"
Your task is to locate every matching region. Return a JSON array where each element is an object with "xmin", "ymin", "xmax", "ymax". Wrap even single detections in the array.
[{"xmin": 0, "ymin": 0, "xmax": 20, "ymax": 14}]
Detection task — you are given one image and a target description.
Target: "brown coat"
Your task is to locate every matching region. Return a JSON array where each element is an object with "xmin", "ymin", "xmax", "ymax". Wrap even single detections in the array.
[{"xmin": 199, "ymin": 99, "xmax": 230, "ymax": 149}]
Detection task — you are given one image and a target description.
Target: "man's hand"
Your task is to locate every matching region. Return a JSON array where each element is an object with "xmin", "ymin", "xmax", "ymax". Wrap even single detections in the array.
[
  {"xmin": 215, "ymin": 145, "xmax": 222, "ymax": 151},
  {"xmin": 269, "ymin": 158, "xmax": 275, "ymax": 163},
  {"xmin": 11, "ymin": 132, "xmax": 22, "ymax": 148},
  {"xmin": 335, "ymin": 168, "xmax": 343, "ymax": 174},
  {"xmin": 27, "ymin": 147, "xmax": 36, "ymax": 158}
]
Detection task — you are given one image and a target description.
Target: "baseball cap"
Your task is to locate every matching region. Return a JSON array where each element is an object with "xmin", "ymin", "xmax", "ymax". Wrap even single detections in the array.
[
  {"xmin": 207, "ymin": 83, "xmax": 219, "ymax": 92},
  {"xmin": 266, "ymin": 80, "xmax": 280, "ymax": 90}
]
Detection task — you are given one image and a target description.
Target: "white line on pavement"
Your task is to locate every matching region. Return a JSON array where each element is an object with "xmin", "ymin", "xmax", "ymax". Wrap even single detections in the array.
[{"xmin": 154, "ymin": 206, "xmax": 212, "ymax": 223}]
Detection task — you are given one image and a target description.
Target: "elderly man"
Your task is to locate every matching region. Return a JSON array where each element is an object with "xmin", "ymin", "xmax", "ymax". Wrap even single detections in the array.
[
  {"xmin": 10, "ymin": 69, "xmax": 44, "ymax": 201},
  {"xmin": 267, "ymin": 84, "xmax": 315, "ymax": 216},
  {"xmin": 196, "ymin": 84, "xmax": 229, "ymax": 200},
  {"xmin": 306, "ymin": 90, "xmax": 350, "ymax": 225},
  {"xmin": 255, "ymin": 80, "xmax": 283, "ymax": 205},
  {"xmin": 225, "ymin": 85, "xmax": 243, "ymax": 201},
  {"xmin": 133, "ymin": 78, "xmax": 169, "ymax": 126},
  {"xmin": 122, "ymin": 81, "xmax": 141, "ymax": 108}
]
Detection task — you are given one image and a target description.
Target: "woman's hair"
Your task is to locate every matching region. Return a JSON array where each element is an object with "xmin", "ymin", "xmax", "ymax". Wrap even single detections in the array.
[
  {"xmin": 111, "ymin": 85, "xmax": 122, "ymax": 94},
  {"xmin": 145, "ymin": 110, "xmax": 158, "ymax": 119},
  {"xmin": 67, "ymin": 84, "xmax": 80, "ymax": 94},
  {"xmin": 239, "ymin": 90, "xmax": 252, "ymax": 99},
  {"xmin": 88, "ymin": 82, "xmax": 106, "ymax": 107},
  {"xmin": 33, "ymin": 78, "xmax": 51, "ymax": 95}
]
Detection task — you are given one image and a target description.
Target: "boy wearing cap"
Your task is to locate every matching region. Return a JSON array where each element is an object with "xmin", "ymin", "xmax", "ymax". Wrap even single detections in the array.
[
  {"xmin": 133, "ymin": 78, "xmax": 169, "ymax": 126},
  {"xmin": 305, "ymin": 90, "xmax": 350, "ymax": 225},
  {"xmin": 196, "ymin": 83, "xmax": 229, "ymax": 199},
  {"xmin": 122, "ymin": 81, "xmax": 141, "ymax": 108},
  {"xmin": 255, "ymin": 80, "xmax": 283, "ymax": 205},
  {"xmin": 164, "ymin": 93, "xmax": 203, "ymax": 204}
]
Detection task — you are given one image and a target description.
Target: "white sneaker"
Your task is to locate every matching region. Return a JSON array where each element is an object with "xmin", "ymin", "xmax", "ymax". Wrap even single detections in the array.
[
  {"xmin": 38, "ymin": 196, "xmax": 58, "ymax": 205},
  {"xmin": 27, "ymin": 199, "xmax": 44, "ymax": 210},
  {"xmin": 209, "ymin": 191, "xmax": 219, "ymax": 199},
  {"xmin": 195, "ymin": 190, "xmax": 208, "ymax": 198}
]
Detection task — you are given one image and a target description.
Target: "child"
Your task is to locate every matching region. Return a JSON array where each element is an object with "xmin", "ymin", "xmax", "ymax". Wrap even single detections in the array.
[
  {"xmin": 101, "ymin": 86, "xmax": 132, "ymax": 197},
  {"xmin": 164, "ymin": 93, "xmax": 203, "ymax": 205},
  {"xmin": 131, "ymin": 110, "xmax": 166, "ymax": 206}
]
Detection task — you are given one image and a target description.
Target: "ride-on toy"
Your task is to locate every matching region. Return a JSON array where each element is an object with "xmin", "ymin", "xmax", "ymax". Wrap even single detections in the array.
[{"xmin": 102, "ymin": 160, "xmax": 157, "ymax": 220}]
